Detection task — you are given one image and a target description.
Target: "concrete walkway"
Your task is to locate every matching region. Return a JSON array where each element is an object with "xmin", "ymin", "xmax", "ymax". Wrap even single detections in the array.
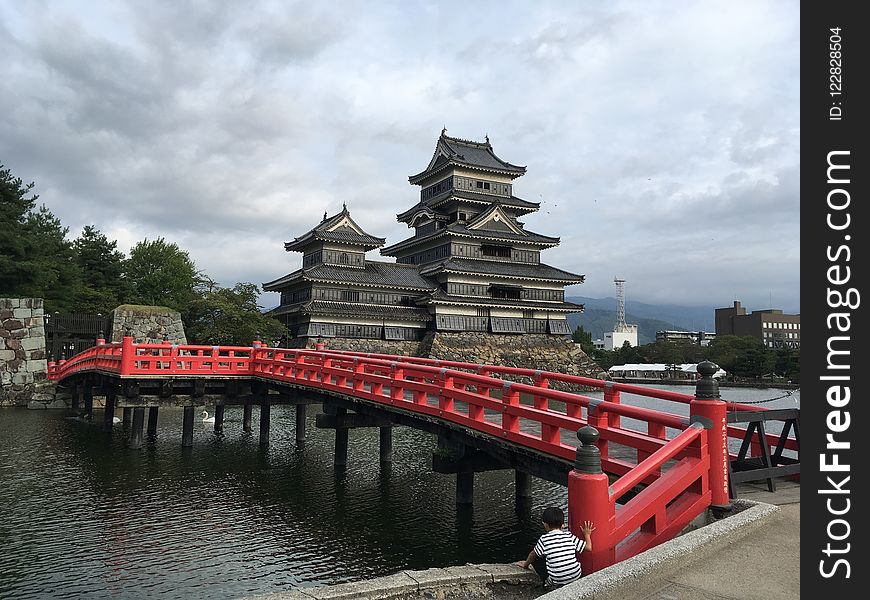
[{"xmin": 634, "ymin": 480, "xmax": 799, "ymax": 600}]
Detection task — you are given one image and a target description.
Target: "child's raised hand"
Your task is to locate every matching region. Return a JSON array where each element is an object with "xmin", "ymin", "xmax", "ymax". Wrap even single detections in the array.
[{"xmin": 581, "ymin": 520, "xmax": 595, "ymax": 536}]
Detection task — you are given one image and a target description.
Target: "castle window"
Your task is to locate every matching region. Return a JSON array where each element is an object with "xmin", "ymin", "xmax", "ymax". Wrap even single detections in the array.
[
  {"xmin": 490, "ymin": 286, "xmax": 521, "ymax": 300},
  {"xmin": 341, "ymin": 290, "xmax": 360, "ymax": 302},
  {"xmin": 481, "ymin": 244, "xmax": 511, "ymax": 258}
]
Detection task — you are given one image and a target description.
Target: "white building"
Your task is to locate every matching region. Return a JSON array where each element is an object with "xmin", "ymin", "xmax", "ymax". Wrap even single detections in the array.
[
  {"xmin": 608, "ymin": 363, "xmax": 727, "ymax": 380},
  {"xmin": 604, "ymin": 325, "xmax": 638, "ymax": 350}
]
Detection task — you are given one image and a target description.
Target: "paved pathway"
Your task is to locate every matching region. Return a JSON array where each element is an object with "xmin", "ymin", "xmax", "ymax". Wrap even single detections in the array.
[{"xmin": 634, "ymin": 479, "xmax": 800, "ymax": 600}]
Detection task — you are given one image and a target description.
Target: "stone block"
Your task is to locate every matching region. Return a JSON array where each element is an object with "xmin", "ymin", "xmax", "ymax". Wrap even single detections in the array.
[
  {"xmin": 4, "ymin": 320, "xmax": 24, "ymax": 331},
  {"xmin": 442, "ymin": 565, "xmax": 498, "ymax": 585},
  {"xmin": 22, "ymin": 337, "xmax": 44, "ymax": 352},
  {"xmin": 29, "ymin": 350, "xmax": 46, "ymax": 360},
  {"xmin": 305, "ymin": 572, "xmax": 419, "ymax": 599},
  {"xmin": 47, "ymin": 398, "xmax": 68, "ymax": 409},
  {"xmin": 27, "ymin": 359, "xmax": 48, "ymax": 373},
  {"xmin": 0, "ymin": 309, "xmax": 13, "ymax": 319},
  {"xmin": 33, "ymin": 308, "xmax": 44, "ymax": 317},
  {"xmin": 13, "ymin": 308, "xmax": 31, "ymax": 319},
  {"xmin": 12, "ymin": 372, "xmax": 33, "ymax": 385},
  {"xmin": 0, "ymin": 349, "xmax": 16, "ymax": 361},
  {"xmin": 472, "ymin": 563, "xmax": 536, "ymax": 585},
  {"xmin": 402, "ymin": 567, "xmax": 456, "ymax": 589},
  {"xmin": 27, "ymin": 400, "xmax": 47, "ymax": 410}
]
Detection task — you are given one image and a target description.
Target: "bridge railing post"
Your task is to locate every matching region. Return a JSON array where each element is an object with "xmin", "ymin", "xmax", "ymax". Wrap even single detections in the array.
[
  {"xmin": 603, "ymin": 381, "xmax": 621, "ymax": 429},
  {"xmin": 390, "ymin": 361, "xmax": 405, "ymax": 402},
  {"xmin": 568, "ymin": 426, "xmax": 615, "ymax": 575},
  {"xmin": 690, "ymin": 360, "xmax": 731, "ymax": 515},
  {"xmin": 120, "ymin": 329, "xmax": 135, "ymax": 376}
]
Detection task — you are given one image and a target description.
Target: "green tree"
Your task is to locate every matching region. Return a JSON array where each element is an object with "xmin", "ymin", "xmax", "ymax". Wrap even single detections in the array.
[
  {"xmin": 21, "ymin": 205, "xmax": 81, "ymax": 312},
  {"xmin": 1, "ymin": 163, "xmax": 41, "ymax": 294},
  {"xmin": 72, "ymin": 225, "xmax": 129, "ymax": 313},
  {"xmin": 571, "ymin": 325, "xmax": 595, "ymax": 355},
  {"xmin": 1, "ymin": 164, "xmax": 85, "ymax": 311},
  {"xmin": 185, "ymin": 282, "xmax": 286, "ymax": 346},
  {"xmin": 125, "ymin": 237, "xmax": 200, "ymax": 311},
  {"xmin": 774, "ymin": 347, "xmax": 800, "ymax": 382},
  {"xmin": 706, "ymin": 335, "xmax": 774, "ymax": 380}
]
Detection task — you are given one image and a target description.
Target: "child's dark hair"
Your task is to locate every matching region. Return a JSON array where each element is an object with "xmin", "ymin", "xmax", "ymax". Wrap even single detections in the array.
[{"xmin": 542, "ymin": 506, "xmax": 564, "ymax": 528}]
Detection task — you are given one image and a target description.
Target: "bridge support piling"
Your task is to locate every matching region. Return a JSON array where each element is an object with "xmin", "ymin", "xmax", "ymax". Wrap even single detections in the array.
[
  {"xmin": 147, "ymin": 407, "xmax": 159, "ymax": 436},
  {"xmin": 259, "ymin": 403, "xmax": 271, "ymax": 447},
  {"xmin": 214, "ymin": 405, "xmax": 225, "ymax": 434},
  {"xmin": 83, "ymin": 382, "xmax": 93, "ymax": 421},
  {"xmin": 334, "ymin": 407, "xmax": 348, "ymax": 467},
  {"xmin": 102, "ymin": 389, "xmax": 116, "ymax": 432},
  {"xmin": 295, "ymin": 404, "xmax": 306, "ymax": 442},
  {"xmin": 182, "ymin": 406, "xmax": 194, "ymax": 447},
  {"xmin": 70, "ymin": 382, "xmax": 80, "ymax": 412},
  {"xmin": 122, "ymin": 407, "xmax": 132, "ymax": 427},
  {"xmin": 130, "ymin": 407, "xmax": 145, "ymax": 449},
  {"xmin": 243, "ymin": 404, "xmax": 253, "ymax": 432},
  {"xmin": 456, "ymin": 472, "xmax": 474, "ymax": 504},
  {"xmin": 515, "ymin": 470, "xmax": 531, "ymax": 500},
  {"xmin": 379, "ymin": 427, "xmax": 393, "ymax": 463}
]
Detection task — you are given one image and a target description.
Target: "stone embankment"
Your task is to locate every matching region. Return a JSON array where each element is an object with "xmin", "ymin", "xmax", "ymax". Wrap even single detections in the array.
[
  {"xmin": 110, "ymin": 304, "xmax": 187, "ymax": 344},
  {"xmin": 244, "ymin": 563, "xmax": 540, "ymax": 600},
  {"xmin": 293, "ymin": 332, "xmax": 606, "ymax": 384},
  {"xmin": 0, "ymin": 298, "xmax": 55, "ymax": 407}
]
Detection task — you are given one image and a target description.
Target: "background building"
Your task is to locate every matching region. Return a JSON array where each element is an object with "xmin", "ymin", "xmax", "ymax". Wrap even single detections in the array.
[{"xmin": 715, "ymin": 300, "xmax": 800, "ymax": 348}]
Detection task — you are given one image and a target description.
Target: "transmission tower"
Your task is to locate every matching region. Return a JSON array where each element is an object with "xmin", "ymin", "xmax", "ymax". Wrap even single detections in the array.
[{"xmin": 614, "ymin": 277, "xmax": 627, "ymax": 332}]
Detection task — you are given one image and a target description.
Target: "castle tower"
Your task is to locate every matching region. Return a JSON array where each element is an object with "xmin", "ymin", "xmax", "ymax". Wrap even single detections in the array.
[
  {"xmin": 381, "ymin": 131, "xmax": 584, "ymax": 334},
  {"xmin": 263, "ymin": 206, "xmax": 435, "ymax": 345}
]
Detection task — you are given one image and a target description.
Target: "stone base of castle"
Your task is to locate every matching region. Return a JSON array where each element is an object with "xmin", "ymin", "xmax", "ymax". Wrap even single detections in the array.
[{"xmin": 290, "ymin": 332, "xmax": 606, "ymax": 386}]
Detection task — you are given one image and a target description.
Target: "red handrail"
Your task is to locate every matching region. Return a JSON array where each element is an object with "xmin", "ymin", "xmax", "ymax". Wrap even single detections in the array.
[{"xmin": 49, "ymin": 339, "xmax": 794, "ymax": 573}]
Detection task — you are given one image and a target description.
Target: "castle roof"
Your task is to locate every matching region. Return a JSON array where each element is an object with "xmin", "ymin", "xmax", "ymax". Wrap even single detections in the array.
[
  {"xmin": 269, "ymin": 300, "xmax": 432, "ymax": 322},
  {"xmin": 419, "ymin": 258, "xmax": 584, "ymax": 283},
  {"xmin": 284, "ymin": 206, "xmax": 386, "ymax": 252},
  {"xmin": 419, "ymin": 289, "xmax": 584, "ymax": 312},
  {"xmin": 263, "ymin": 261, "xmax": 437, "ymax": 292},
  {"xmin": 397, "ymin": 190, "xmax": 540, "ymax": 223},
  {"xmin": 409, "ymin": 131, "xmax": 526, "ymax": 185},
  {"xmin": 381, "ymin": 221, "xmax": 560, "ymax": 256}
]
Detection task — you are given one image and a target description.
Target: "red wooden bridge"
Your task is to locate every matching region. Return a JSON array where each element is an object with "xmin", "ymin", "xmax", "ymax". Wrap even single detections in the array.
[{"xmin": 48, "ymin": 335, "xmax": 799, "ymax": 574}]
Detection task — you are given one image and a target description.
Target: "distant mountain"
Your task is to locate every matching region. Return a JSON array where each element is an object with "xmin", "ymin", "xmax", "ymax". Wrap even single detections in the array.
[{"xmin": 566, "ymin": 296, "xmax": 717, "ymax": 345}]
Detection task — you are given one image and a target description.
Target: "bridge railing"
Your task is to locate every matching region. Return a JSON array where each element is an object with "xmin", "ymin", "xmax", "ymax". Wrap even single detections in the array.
[
  {"xmin": 317, "ymin": 349, "xmax": 798, "ymax": 483},
  {"xmin": 49, "ymin": 341, "xmax": 735, "ymax": 573}
]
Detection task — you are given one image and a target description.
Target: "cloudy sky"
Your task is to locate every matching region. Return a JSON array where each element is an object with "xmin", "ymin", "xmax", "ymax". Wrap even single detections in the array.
[{"xmin": 1, "ymin": 1, "xmax": 799, "ymax": 313}]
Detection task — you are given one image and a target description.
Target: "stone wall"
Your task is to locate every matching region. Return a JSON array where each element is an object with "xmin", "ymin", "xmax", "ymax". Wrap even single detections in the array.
[
  {"xmin": 1, "ymin": 298, "xmax": 51, "ymax": 406},
  {"xmin": 299, "ymin": 331, "xmax": 606, "ymax": 384},
  {"xmin": 110, "ymin": 304, "xmax": 187, "ymax": 344},
  {"xmin": 428, "ymin": 332, "xmax": 607, "ymax": 381},
  {"xmin": 287, "ymin": 335, "xmax": 428, "ymax": 357}
]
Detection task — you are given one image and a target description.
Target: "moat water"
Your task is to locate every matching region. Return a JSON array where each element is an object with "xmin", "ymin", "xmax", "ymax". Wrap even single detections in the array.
[{"xmin": 0, "ymin": 386, "xmax": 798, "ymax": 599}]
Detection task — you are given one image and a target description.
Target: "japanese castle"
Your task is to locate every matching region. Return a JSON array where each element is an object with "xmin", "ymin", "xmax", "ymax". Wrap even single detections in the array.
[{"xmin": 264, "ymin": 131, "xmax": 584, "ymax": 344}]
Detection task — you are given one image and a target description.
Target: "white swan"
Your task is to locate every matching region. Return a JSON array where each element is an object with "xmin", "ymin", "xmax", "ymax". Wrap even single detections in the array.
[{"xmin": 202, "ymin": 410, "xmax": 215, "ymax": 423}]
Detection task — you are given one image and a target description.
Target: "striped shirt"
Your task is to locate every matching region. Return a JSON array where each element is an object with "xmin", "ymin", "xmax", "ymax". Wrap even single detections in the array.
[{"xmin": 534, "ymin": 529, "xmax": 585, "ymax": 586}]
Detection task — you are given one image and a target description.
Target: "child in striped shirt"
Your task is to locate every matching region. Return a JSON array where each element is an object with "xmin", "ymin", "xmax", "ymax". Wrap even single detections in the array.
[{"xmin": 515, "ymin": 507, "xmax": 594, "ymax": 588}]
